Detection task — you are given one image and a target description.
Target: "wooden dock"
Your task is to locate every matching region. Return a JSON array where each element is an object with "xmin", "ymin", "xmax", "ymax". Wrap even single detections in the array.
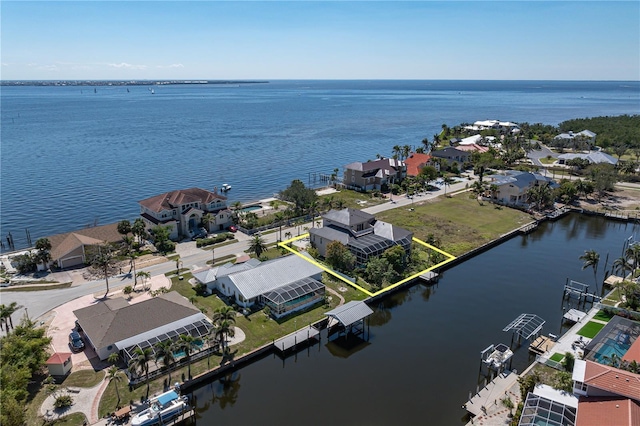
[
  {"xmin": 273, "ymin": 326, "xmax": 320, "ymax": 352},
  {"xmin": 529, "ymin": 336, "xmax": 553, "ymax": 354}
]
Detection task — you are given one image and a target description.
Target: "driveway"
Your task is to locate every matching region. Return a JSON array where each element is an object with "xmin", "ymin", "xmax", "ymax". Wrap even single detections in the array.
[{"xmin": 527, "ymin": 144, "xmax": 558, "ymax": 166}]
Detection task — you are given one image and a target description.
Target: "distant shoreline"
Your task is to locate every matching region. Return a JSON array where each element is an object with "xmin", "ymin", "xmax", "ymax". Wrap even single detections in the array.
[{"xmin": 0, "ymin": 80, "xmax": 269, "ymax": 87}]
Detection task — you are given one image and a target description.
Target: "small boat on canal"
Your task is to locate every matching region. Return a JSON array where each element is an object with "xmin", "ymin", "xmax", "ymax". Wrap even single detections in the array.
[{"xmin": 131, "ymin": 389, "xmax": 188, "ymax": 426}]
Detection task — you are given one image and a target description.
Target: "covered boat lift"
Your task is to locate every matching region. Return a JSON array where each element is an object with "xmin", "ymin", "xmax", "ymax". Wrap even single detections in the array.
[
  {"xmin": 503, "ymin": 313, "xmax": 546, "ymax": 349},
  {"xmin": 325, "ymin": 300, "xmax": 373, "ymax": 340}
]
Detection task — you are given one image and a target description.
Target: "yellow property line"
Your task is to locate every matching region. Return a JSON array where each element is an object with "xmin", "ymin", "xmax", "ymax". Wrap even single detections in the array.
[{"xmin": 277, "ymin": 234, "xmax": 457, "ymax": 298}]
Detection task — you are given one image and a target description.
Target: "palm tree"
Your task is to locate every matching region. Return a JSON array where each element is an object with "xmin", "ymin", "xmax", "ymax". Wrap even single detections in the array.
[
  {"xmin": 625, "ymin": 244, "xmax": 640, "ymax": 273},
  {"xmin": 35, "ymin": 238, "xmax": 52, "ymax": 270},
  {"xmin": 131, "ymin": 218, "xmax": 147, "ymax": 245},
  {"xmin": 128, "ymin": 347, "xmax": 152, "ymax": 395},
  {"xmin": 392, "ymin": 145, "xmax": 401, "ymax": 160},
  {"xmin": 106, "ymin": 366, "xmax": 122, "ymax": 406},
  {"xmin": 273, "ymin": 212, "xmax": 285, "ymax": 241},
  {"xmin": 117, "ymin": 220, "xmax": 132, "ymax": 236},
  {"xmin": 178, "ymin": 334, "xmax": 199, "ymax": 379},
  {"xmin": 3, "ymin": 302, "xmax": 22, "ymax": 330},
  {"xmin": 154, "ymin": 340, "xmax": 176, "ymax": 384},
  {"xmin": 213, "ymin": 306, "xmax": 237, "ymax": 325},
  {"xmin": 613, "ymin": 256, "xmax": 631, "ymax": 278},
  {"xmin": 284, "ymin": 231, "xmax": 292, "ymax": 241},
  {"xmin": 603, "ymin": 352, "xmax": 621, "ymax": 368},
  {"xmin": 248, "ymin": 234, "xmax": 267, "ymax": 258},
  {"xmin": 215, "ymin": 319, "xmax": 236, "ymax": 355},
  {"xmin": 201, "ymin": 213, "xmax": 214, "ymax": 233},
  {"xmin": 107, "ymin": 352, "xmax": 120, "ymax": 366},
  {"xmin": 442, "ymin": 176, "xmax": 455, "ymax": 196},
  {"xmin": 136, "ymin": 271, "xmax": 151, "ymax": 291},
  {"xmin": 0, "ymin": 305, "xmax": 8, "ymax": 332},
  {"xmin": 89, "ymin": 244, "xmax": 116, "ymax": 298},
  {"xmin": 580, "ymin": 249, "xmax": 601, "ymax": 294},
  {"xmin": 308, "ymin": 201, "xmax": 318, "ymax": 227}
]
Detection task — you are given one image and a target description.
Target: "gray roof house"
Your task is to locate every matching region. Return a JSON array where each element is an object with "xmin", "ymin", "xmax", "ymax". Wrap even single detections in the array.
[
  {"xmin": 73, "ymin": 291, "xmax": 212, "ymax": 361},
  {"xmin": 488, "ymin": 170, "xmax": 557, "ymax": 207},
  {"xmin": 343, "ymin": 158, "xmax": 405, "ymax": 191},
  {"xmin": 193, "ymin": 254, "xmax": 325, "ymax": 318},
  {"xmin": 309, "ymin": 208, "xmax": 413, "ymax": 267},
  {"xmin": 557, "ymin": 151, "xmax": 618, "ymax": 165}
]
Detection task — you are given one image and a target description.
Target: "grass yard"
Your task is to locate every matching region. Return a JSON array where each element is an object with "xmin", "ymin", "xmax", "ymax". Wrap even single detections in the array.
[
  {"xmin": 375, "ymin": 194, "xmax": 533, "ymax": 255},
  {"xmin": 549, "ymin": 352, "xmax": 565, "ymax": 362},
  {"xmin": 61, "ymin": 369, "xmax": 105, "ymax": 388},
  {"xmin": 593, "ymin": 310, "xmax": 615, "ymax": 322},
  {"xmin": 319, "ymin": 189, "xmax": 387, "ymax": 210},
  {"xmin": 577, "ymin": 321, "xmax": 606, "ymax": 339}
]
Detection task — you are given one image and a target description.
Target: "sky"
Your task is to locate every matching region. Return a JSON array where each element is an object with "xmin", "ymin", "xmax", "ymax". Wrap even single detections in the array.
[{"xmin": 1, "ymin": 1, "xmax": 639, "ymax": 81}]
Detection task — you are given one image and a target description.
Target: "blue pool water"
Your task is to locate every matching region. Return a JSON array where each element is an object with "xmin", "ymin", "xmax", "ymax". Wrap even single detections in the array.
[
  {"xmin": 172, "ymin": 339, "xmax": 204, "ymax": 358},
  {"xmin": 591, "ymin": 337, "xmax": 632, "ymax": 364},
  {"xmin": 240, "ymin": 205, "xmax": 262, "ymax": 213}
]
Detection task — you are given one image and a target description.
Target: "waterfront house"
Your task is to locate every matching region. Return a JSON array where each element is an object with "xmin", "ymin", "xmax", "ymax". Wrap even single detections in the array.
[
  {"xmin": 309, "ymin": 208, "xmax": 413, "ymax": 267},
  {"xmin": 405, "ymin": 152, "xmax": 437, "ymax": 177},
  {"xmin": 430, "ymin": 147, "xmax": 472, "ymax": 166},
  {"xmin": 48, "ymin": 223, "xmax": 121, "ymax": 269},
  {"xmin": 193, "ymin": 254, "xmax": 325, "ymax": 317},
  {"xmin": 138, "ymin": 187, "xmax": 233, "ymax": 241},
  {"xmin": 557, "ymin": 151, "xmax": 618, "ymax": 166},
  {"xmin": 572, "ymin": 359, "xmax": 640, "ymax": 424},
  {"xmin": 73, "ymin": 291, "xmax": 212, "ymax": 362},
  {"xmin": 487, "ymin": 170, "xmax": 557, "ymax": 207},
  {"xmin": 342, "ymin": 158, "xmax": 405, "ymax": 191}
]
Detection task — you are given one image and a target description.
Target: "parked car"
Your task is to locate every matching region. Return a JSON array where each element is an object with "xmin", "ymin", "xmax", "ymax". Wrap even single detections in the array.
[
  {"xmin": 229, "ymin": 225, "xmax": 238, "ymax": 233},
  {"xmin": 69, "ymin": 331, "xmax": 85, "ymax": 352}
]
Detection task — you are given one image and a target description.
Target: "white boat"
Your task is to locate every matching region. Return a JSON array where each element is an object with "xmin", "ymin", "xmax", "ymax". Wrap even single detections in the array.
[
  {"xmin": 482, "ymin": 343, "xmax": 514, "ymax": 370},
  {"xmin": 131, "ymin": 390, "xmax": 188, "ymax": 426},
  {"xmin": 221, "ymin": 183, "xmax": 232, "ymax": 192}
]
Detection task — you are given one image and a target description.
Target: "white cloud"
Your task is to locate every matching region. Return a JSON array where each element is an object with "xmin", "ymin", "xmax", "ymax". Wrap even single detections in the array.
[
  {"xmin": 157, "ymin": 63, "xmax": 184, "ymax": 69},
  {"xmin": 108, "ymin": 62, "xmax": 148, "ymax": 70}
]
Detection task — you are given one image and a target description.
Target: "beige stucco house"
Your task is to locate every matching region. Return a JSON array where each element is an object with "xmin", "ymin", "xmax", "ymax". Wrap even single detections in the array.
[
  {"xmin": 138, "ymin": 187, "xmax": 233, "ymax": 240},
  {"xmin": 342, "ymin": 158, "xmax": 405, "ymax": 191}
]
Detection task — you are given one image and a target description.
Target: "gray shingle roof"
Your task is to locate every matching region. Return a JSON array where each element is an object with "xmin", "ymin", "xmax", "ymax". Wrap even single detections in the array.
[
  {"xmin": 73, "ymin": 291, "xmax": 200, "ymax": 349},
  {"xmin": 309, "ymin": 225, "xmax": 350, "ymax": 245},
  {"xmin": 323, "ymin": 208, "xmax": 374, "ymax": 227}
]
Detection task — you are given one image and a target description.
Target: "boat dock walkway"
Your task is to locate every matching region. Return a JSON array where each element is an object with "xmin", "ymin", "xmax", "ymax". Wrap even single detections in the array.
[
  {"xmin": 464, "ymin": 370, "xmax": 521, "ymax": 421},
  {"xmin": 273, "ymin": 326, "xmax": 320, "ymax": 352}
]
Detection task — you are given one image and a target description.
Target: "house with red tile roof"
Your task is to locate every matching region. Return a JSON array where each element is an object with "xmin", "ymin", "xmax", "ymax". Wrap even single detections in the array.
[
  {"xmin": 404, "ymin": 152, "xmax": 436, "ymax": 177},
  {"xmin": 573, "ymin": 360, "xmax": 640, "ymax": 413},
  {"xmin": 576, "ymin": 396, "xmax": 640, "ymax": 426},
  {"xmin": 138, "ymin": 187, "xmax": 232, "ymax": 240}
]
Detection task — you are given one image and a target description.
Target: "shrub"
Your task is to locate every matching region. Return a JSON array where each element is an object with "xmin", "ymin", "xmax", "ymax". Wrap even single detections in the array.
[{"xmin": 54, "ymin": 394, "xmax": 73, "ymax": 409}]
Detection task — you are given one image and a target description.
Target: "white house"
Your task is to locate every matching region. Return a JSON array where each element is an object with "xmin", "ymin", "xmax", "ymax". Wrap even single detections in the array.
[
  {"xmin": 193, "ymin": 254, "xmax": 325, "ymax": 317},
  {"xmin": 488, "ymin": 170, "xmax": 557, "ymax": 206},
  {"xmin": 557, "ymin": 151, "xmax": 618, "ymax": 166}
]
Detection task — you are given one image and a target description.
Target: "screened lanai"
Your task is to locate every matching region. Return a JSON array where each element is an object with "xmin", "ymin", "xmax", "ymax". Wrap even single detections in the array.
[
  {"xmin": 347, "ymin": 234, "xmax": 395, "ymax": 266},
  {"xmin": 261, "ymin": 277, "xmax": 325, "ymax": 318},
  {"xmin": 118, "ymin": 315, "xmax": 214, "ymax": 364}
]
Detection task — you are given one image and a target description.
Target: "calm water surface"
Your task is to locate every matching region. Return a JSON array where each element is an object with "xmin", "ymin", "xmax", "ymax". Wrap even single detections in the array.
[
  {"xmin": 2, "ymin": 80, "xmax": 639, "ymax": 249},
  {"xmin": 191, "ymin": 215, "xmax": 638, "ymax": 425}
]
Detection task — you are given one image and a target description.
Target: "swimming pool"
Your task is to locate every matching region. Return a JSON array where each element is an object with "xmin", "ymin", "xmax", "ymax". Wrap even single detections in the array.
[
  {"xmin": 173, "ymin": 339, "xmax": 204, "ymax": 358},
  {"xmin": 589, "ymin": 335, "xmax": 632, "ymax": 364},
  {"xmin": 240, "ymin": 205, "xmax": 262, "ymax": 212}
]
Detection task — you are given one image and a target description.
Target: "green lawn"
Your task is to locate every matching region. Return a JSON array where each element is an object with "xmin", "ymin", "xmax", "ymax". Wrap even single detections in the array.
[
  {"xmin": 375, "ymin": 194, "xmax": 533, "ymax": 255},
  {"xmin": 61, "ymin": 369, "xmax": 105, "ymax": 388},
  {"xmin": 539, "ymin": 157, "xmax": 556, "ymax": 165},
  {"xmin": 577, "ymin": 321, "xmax": 606, "ymax": 339},
  {"xmin": 593, "ymin": 310, "xmax": 615, "ymax": 322},
  {"xmin": 549, "ymin": 352, "xmax": 565, "ymax": 362}
]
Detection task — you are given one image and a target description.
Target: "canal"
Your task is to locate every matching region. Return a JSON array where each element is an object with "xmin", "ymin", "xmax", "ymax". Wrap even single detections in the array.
[{"xmin": 191, "ymin": 214, "xmax": 638, "ymax": 425}]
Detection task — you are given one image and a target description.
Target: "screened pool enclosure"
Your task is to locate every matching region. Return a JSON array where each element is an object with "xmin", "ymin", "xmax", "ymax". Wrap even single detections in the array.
[{"xmin": 261, "ymin": 277, "xmax": 325, "ymax": 318}]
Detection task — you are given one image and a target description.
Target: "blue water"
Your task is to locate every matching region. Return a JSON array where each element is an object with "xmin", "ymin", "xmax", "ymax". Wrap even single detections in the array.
[
  {"xmin": 2, "ymin": 80, "xmax": 639, "ymax": 250},
  {"xmin": 239, "ymin": 205, "xmax": 262, "ymax": 213}
]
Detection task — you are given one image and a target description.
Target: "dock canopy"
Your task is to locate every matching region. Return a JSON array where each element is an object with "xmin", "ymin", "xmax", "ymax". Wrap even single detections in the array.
[
  {"xmin": 325, "ymin": 301, "xmax": 373, "ymax": 328},
  {"xmin": 503, "ymin": 313, "xmax": 546, "ymax": 340}
]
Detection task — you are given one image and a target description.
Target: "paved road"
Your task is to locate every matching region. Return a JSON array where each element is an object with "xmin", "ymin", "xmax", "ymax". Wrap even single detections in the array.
[{"xmin": 1, "ymin": 175, "xmax": 477, "ymax": 322}]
